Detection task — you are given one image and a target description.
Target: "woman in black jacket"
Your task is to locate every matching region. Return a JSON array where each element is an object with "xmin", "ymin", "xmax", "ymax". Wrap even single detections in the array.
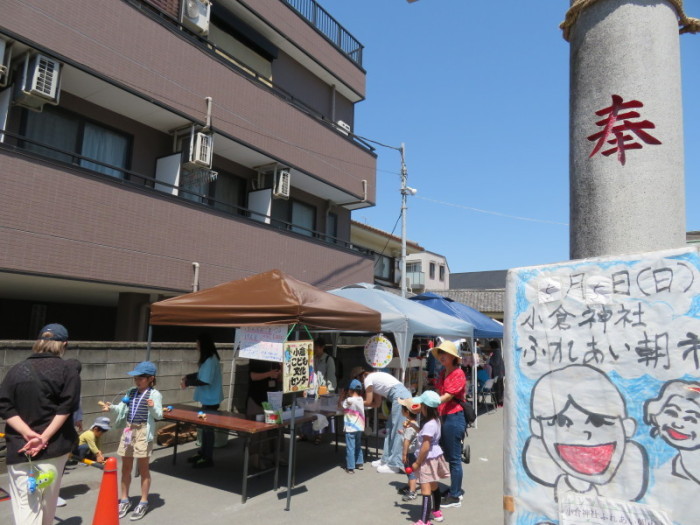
[{"xmin": 0, "ymin": 323, "xmax": 81, "ymax": 525}]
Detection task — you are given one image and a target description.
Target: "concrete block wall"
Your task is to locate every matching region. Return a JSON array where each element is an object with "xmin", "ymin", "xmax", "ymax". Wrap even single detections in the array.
[{"xmin": 0, "ymin": 342, "xmax": 246, "ymax": 461}]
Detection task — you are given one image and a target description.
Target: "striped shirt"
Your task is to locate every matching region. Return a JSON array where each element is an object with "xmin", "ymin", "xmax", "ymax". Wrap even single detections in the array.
[
  {"xmin": 342, "ymin": 395, "xmax": 365, "ymax": 432},
  {"xmin": 127, "ymin": 388, "xmax": 151, "ymax": 424}
]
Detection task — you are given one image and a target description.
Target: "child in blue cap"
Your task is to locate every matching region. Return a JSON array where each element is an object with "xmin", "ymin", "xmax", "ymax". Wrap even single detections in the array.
[
  {"xmin": 101, "ymin": 361, "xmax": 163, "ymax": 521},
  {"xmin": 339, "ymin": 378, "xmax": 365, "ymax": 473}
]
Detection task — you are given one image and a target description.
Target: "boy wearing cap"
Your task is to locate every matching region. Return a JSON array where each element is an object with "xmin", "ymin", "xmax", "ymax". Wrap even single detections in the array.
[
  {"xmin": 75, "ymin": 416, "xmax": 111, "ymax": 463},
  {"xmin": 339, "ymin": 379, "xmax": 365, "ymax": 473}
]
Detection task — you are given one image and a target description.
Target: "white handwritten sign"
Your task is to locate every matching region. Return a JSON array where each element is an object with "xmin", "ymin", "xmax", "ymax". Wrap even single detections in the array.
[
  {"xmin": 504, "ymin": 247, "xmax": 700, "ymax": 525},
  {"xmin": 236, "ymin": 325, "xmax": 287, "ymax": 362},
  {"xmin": 283, "ymin": 341, "xmax": 311, "ymax": 393},
  {"xmin": 364, "ymin": 334, "xmax": 393, "ymax": 368}
]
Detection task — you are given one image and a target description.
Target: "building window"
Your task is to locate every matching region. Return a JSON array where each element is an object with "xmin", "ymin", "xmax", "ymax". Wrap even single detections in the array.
[
  {"xmin": 439, "ymin": 265, "xmax": 446, "ymax": 281},
  {"xmin": 290, "ymin": 201, "xmax": 315, "ymax": 237},
  {"xmin": 429, "ymin": 262, "xmax": 436, "ymax": 280},
  {"xmin": 271, "ymin": 199, "xmax": 316, "ymax": 237},
  {"xmin": 212, "ymin": 171, "xmax": 246, "ymax": 215},
  {"xmin": 374, "ymin": 254, "xmax": 393, "ymax": 281},
  {"xmin": 22, "ymin": 106, "xmax": 131, "ymax": 179},
  {"xmin": 406, "ymin": 262, "xmax": 421, "ymax": 273}
]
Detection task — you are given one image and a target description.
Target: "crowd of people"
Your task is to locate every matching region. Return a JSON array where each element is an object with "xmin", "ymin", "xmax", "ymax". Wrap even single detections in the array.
[{"xmin": 1, "ymin": 326, "xmax": 502, "ymax": 525}]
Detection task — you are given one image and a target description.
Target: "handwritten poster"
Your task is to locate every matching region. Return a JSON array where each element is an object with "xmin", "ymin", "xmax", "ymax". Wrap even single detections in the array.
[
  {"xmin": 235, "ymin": 325, "xmax": 287, "ymax": 362},
  {"xmin": 364, "ymin": 333, "xmax": 393, "ymax": 368},
  {"xmin": 283, "ymin": 340, "xmax": 312, "ymax": 393},
  {"xmin": 504, "ymin": 247, "xmax": 700, "ymax": 525}
]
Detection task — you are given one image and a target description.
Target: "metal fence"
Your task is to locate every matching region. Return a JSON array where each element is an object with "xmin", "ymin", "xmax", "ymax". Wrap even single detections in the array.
[{"xmin": 283, "ymin": 0, "xmax": 364, "ymax": 67}]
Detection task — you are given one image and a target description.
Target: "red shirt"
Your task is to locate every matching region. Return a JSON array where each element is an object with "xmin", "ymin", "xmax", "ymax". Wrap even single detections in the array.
[{"xmin": 436, "ymin": 367, "xmax": 466, "ymax": 416}]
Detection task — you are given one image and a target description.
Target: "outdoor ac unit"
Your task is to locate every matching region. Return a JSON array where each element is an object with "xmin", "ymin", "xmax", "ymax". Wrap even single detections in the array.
[
  {"xmin": 273, "ymin": 169, "xmax": 291, "ymax": 199},
  {"xmin": 13, "ymin": 53, "xmax": 61, "ymax": 111},
  {"xmin": 336, "ymin": 120, "xmax": 351, "ymax": 136},
  {"xmin": 184, "ymin": 131, "xmax": 213, "ymax": 168},
  {"xmin": 181, "ymin": 0, "xmax": 211, "ymax": 36},
  {"xmin": 0, "ymin": 38, "xmax": 12, "ymax": 88}
]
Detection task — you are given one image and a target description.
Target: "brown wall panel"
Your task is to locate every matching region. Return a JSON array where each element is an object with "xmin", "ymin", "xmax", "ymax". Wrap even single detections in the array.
[
  {"xmin": 1, "ymin": 0, "xmax": 375, "ymax": 201},
  {"xmin": 0, "ymin": 153, "xmax": 374, "ymax": 292}
]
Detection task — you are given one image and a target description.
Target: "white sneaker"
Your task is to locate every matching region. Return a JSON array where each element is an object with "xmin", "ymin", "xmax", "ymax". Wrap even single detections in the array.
[
  {"xmin": 371, "ymin": 459, "xmax": 385, "ymax": 468},
  {"xmin": 56, "ymin": 496, "xmax": 67, "ymax": 507},
  {"xmin": 376, "ymin": 464, "xmax": 401, "ymax": 474}
]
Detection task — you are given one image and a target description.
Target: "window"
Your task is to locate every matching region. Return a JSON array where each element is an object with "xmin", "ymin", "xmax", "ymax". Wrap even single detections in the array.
[
  {"xmin": 429, "ymin": 262, "xmax": 436, "ymax": 280},
  {"xmin": 22, "ymin": 106, "xmax": 131, "ymax": 179},
  {"xmin": 212, "ymin": 172, "xmax": 246, "ymax": 215},
  {"xmin": 291, "ymin": 201, "xmax": 315, "ymax": 237},
  {"xmin": 406, "ymin": 262, "xmax": 421, "ymax": 273},
  {"xmin": 439, "ymin": 265, "xmax": 446, "ymax": 281},
  {"xmin": 271, "ymin": 198, "xmax": 316, "ymax": 237},
  {"xmin": 374, "ymin": 254, "xmax": 393, "ymax": 281}
]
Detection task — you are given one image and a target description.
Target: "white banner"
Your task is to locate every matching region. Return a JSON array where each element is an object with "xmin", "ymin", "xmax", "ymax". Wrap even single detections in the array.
[{"xmin": 504, "ymin": 247, "xmax": 700, "ymax": 525}]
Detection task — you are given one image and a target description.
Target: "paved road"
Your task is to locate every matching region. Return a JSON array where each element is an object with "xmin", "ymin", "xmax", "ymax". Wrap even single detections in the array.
[{"xmin": 1, "ymin": 408, "xmax": 504, "ymax": 524}]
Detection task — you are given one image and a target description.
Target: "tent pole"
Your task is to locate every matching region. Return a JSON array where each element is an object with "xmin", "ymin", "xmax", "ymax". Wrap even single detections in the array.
[
  {"xmin": 228, "ymin": 338, "xmax": 238, "ymax": 412},
  {"xmin": 285, "ymin": 391, "xmax": 298, "ymax": 510},
  {"xmin": 472, "ymin": 337, "xmax": 478, "ymax": 429},
  {"xmin": 146, "ymin": 325, "xmax": 153, "ymax": 361}
]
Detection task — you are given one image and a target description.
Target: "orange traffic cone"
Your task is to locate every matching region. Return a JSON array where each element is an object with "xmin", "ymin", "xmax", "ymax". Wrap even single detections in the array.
[{"xmin": 92, "ymin": 457, "xmax": 119, "ymax": 525}]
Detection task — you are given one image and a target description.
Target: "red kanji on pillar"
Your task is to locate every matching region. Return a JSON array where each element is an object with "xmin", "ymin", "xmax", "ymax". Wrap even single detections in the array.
[{"xmin": 588, "ymin": 94, "xmax": 661, "ymax": 165}]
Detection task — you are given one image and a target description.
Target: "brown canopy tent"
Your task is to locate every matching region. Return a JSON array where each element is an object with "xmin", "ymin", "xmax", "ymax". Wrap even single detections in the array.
[
  {"xmin": 147, "ymin": 270, "xmax": 380, "ymax": 510},
  {"xmin": 149, "ymin": 269, "xmax": 381, "ymax": 331}
]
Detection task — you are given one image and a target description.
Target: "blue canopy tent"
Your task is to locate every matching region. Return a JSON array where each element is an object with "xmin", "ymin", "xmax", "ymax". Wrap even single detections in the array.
[{"xmin": 409, "ymin": 292, "xmax": 503, "ymax": 339}]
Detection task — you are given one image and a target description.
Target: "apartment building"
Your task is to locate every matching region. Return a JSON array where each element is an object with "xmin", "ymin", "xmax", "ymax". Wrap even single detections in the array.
[
  {"xmin": 0, "ymin": 0, "xmax": 378, "ymax": 341},
  {"xmin": 350, "ymin": 221, "xmax": 424, "ymax": 290},
  {"xmin": 405, "ymin": 251, "xmax": 449, "ymax": 293}
]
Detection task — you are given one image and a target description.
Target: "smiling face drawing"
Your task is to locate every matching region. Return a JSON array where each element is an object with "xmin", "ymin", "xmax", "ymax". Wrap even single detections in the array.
[
  {"xmin": 536, "ymin": 399, "xmax": 629, "ymax": 484},
  {"xmin": 655, "ymin": 395, "xmax": 700, "ymax": 451}
]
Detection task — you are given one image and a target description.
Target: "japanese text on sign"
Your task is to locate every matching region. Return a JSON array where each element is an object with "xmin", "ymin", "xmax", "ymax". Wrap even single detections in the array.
[
  {"xmin": 236, "ymin": 325, "xmax": 287, "ymax": 362},
  {"xmin": 283, "ymin": 340, "xmax": 311, "ymax": 393}
]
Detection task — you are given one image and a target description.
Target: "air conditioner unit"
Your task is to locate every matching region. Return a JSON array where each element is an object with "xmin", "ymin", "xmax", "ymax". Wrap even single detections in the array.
[
  {"xmin": 273, "ymin": 169, "xmax": 291, "ymax": 199},
  {"xmin": 181, "ymin": 0, "xmax": 211, "ymax": 36},
  {"xmin": 336, "ymin": 120, "xmax": 351, "ymax": 136},
  {"xmin": 13, "ymin": 53, "xmax": 61, "ymax": 111},
  {"xmin": 0, "ymin": 38, "xmax": 13, "ymax": 88},
  {"xmin": 184, "ymin": 131, "xmax": 213, "ymax": 168}
]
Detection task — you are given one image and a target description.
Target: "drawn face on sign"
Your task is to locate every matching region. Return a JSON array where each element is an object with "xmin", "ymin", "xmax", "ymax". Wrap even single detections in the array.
[
  {"xmin": 529, "ymin": 365, "xmax": 637, "ymax": 486},
  {"xmin": 534, "ymin": 400, "xmax": 630, "ymax": 484},
  {"xmin": 645, "ymin": 380, "xmax": 700, "ymax": 452}
]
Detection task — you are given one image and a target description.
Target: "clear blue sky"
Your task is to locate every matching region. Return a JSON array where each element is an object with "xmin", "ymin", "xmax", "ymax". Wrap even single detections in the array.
[{"xmin": 322, "ymin": 0, "xmax": 700, "ymax": 273}]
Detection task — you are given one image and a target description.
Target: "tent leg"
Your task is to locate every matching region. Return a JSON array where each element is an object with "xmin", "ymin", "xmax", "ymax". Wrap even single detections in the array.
[{"xmin": 146, "ymin": 325, "xmax": 153, "ymax": 361}]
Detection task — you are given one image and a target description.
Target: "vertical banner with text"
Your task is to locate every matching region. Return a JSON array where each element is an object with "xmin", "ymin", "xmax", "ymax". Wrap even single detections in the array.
[
  {"xmin": 283, "ymin": 340, "xmax": 312, "ymax": 393},
  {"xmin": 504, "ymin": 247, "xmax": 700, "ymax": 525}
]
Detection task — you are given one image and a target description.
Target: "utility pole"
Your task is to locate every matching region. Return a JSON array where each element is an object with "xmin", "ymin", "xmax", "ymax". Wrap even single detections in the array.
[{"xmin": 400, "ymin": 143, "xmax": 408, "ymax": 297}]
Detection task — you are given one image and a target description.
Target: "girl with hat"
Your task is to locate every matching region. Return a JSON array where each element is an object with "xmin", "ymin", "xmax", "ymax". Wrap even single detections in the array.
[
  {"xmin": 101, "ymin": 361, "xmax": 163, "ymax": 521},
  {"xmin": 433, "ymin": 340, "xmax": 467, "ymax": 508}
]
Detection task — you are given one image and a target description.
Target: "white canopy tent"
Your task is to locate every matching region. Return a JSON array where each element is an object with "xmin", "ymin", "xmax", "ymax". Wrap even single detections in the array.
[{"xmin": 328, "ymin": 283, "xmax": 475, "ymax": 371}]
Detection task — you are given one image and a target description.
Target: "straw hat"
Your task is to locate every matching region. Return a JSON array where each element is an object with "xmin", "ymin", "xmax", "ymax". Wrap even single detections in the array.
[{"xmin": 431, "ymin": 340, "xmax": 461, "ymax": 362}]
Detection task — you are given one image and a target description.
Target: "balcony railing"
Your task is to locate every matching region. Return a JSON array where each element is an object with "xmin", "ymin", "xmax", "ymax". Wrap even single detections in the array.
[
  {"xmin": 0, "ymin": 129, "xmax": 374, "ymax": 257},
  {"xmin": 406, "ymin": 271, "xmax": 425, "ymax": 289},
  {"xmin": 282, "ymin": 0, "xmax": 364, "ymax": 67}
]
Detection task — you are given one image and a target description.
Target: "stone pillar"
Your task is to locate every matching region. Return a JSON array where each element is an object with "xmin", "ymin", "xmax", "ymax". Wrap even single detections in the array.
[{"xmin": 569, "ymin": 0, "xmax": 686, "ymax": 260}]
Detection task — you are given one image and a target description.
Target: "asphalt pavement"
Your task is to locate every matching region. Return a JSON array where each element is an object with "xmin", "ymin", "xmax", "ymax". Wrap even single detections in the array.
[{"xmin": 1, "ymin": 408, "xmax": 504, "ymax": 524}]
